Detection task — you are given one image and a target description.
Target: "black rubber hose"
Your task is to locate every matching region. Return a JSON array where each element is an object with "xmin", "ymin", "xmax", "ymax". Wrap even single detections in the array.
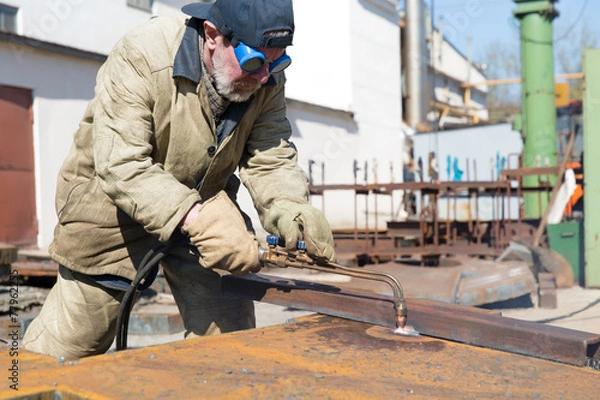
[{"xmin": 116, "ymin": 240, "xmax": 182, "ymax": 351}]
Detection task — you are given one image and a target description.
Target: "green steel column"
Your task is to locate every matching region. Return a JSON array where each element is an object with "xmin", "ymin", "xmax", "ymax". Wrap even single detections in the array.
[
  {"xmin": 513, "ymin": 0, "xmax": 559, "ymax": 218},
  {"xmin": 583, "ymin": 49, "xmax": 600, "ymax": 288}
]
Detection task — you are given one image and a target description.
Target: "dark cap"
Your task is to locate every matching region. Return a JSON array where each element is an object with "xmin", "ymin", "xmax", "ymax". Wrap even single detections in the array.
[{"xmin": 182, "ymin": 0, "xmax": 294, "ymax": 48}]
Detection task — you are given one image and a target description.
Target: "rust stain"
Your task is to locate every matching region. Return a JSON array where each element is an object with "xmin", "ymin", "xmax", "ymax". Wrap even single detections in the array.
[{"xmin": 6, "ymin": 315, "xmax": 600, "ymax": 399}]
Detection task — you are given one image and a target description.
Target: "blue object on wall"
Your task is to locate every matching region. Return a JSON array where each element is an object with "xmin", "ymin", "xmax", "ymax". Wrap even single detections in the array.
[{"xmin": 453, "ymin": 157, "xmax": 464, "ymax": 181}]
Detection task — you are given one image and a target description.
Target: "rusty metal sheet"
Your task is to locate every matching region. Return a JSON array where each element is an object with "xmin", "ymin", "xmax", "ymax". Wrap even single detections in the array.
[
  {"xmin": 4, "ymin": 315, "xmax": 599, "ymax": 399},
  {"xmin": 455, "ymin": 260, "xmax": 537, "ymax": 306},
  {"xmin": 309, "ymin": 259, "xmax": 537, "ymax": 306},
  {"xmin": 222, "ymin": 274, "xmax": 600, "ymax": 367}
]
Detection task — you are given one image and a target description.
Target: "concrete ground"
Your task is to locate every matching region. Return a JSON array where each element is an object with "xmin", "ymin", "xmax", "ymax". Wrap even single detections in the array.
[{"xmin": 499, "ymin": 285, "xmax": 600, "ymax": 334}]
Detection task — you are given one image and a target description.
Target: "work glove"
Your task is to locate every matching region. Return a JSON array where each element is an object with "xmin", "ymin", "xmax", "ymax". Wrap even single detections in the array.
[
  {"xmin": 182, "ymin": 191, "xmax": 261, "ymax": 275},
  {"xmin": 263, "ymin": 200, "xmax": 336, "ymax": 262}
]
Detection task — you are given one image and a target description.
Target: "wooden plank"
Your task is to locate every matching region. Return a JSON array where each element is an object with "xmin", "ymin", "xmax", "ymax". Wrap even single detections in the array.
[{"xmin": 0, "ymin": 243, "xmax": 18, "ymax": 265}]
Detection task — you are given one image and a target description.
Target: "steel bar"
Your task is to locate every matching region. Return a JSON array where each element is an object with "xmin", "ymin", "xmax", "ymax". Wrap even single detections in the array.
[
  {"xmin": 460, "ymin": 72, "xmax": 583, "ymax": 88},
  {"xmin": 223, "ymin": 274, "xmax": 403, "ymax": 327},
  {"xmin": 223, "ymin": 274, "xmax": 600, "ymax": 367},
  {"xmin": 335, "ymin": 241, "xmax": 506, "ymax": 258},
  {"xmin": 500, "ymin": 166, "xmax": 560, "ymax": 179},
  {"xmin": 313, "ymin": 166, "xmax": 558, "ymax": 265},
  {"xmin": 310, "ymin": 180, "xmax": 553, "ymax": 194}
]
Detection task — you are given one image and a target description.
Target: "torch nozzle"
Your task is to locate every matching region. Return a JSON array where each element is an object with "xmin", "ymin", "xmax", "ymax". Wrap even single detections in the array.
[{"xmin": 396, "ymin": 315, "xmax": 407, "ymax": 329}]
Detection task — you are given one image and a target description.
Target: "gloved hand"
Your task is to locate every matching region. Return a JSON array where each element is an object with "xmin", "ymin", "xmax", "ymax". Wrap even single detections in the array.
[
  {"xmin": 182, "ymin": 191, "xmax": 261, "ymax": 275},
  {"xmin": 263, "ymin": 200, "xmax": 336, "ymax": 262}
]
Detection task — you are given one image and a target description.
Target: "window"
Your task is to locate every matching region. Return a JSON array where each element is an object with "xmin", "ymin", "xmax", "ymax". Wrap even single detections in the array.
[
  {"xmin": 0, "ymin": 4, "xmax": 17, "ymax": 33},
  {"xmin": 127, "ymin": 0, "xmax": 153, "ymax": 13}
]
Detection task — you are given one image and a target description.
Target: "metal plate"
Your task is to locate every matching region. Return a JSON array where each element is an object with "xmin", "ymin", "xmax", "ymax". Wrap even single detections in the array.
[{"xmin": 6, "ymin": 315, "xmax": 599, "ymax": 399}]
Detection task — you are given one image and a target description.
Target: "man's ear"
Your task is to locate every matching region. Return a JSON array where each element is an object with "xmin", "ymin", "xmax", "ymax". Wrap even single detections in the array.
[{"xmin": 204, "ymin": 21, "xmax": 219, "ymax": 49}]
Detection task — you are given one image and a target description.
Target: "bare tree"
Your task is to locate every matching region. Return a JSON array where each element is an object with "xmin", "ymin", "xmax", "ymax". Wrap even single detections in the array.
[
  {"xmin": 556, "ymin": 21, "xmax": 598, "ymax": 100},
  {"xmin": 478, "ymin": 20, "xmax": 597, "ymax": 122},
  {"xmin": 479, "ymin": 41, "xmax": 521, "ymax": 123}
]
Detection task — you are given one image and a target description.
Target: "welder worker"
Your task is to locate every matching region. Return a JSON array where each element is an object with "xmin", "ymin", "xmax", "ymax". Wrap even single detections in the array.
[{"xmin": 23, "ymin": 0, "xmax": 335, "ymax": 360}]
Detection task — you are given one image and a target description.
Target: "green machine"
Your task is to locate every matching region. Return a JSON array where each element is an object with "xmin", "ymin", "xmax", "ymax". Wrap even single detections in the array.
[
  {"xmin": 513, "ymin": 1, "xmax": 600, "ymax": 287},
  {"xmin": 583, "ymin": 49, "xmax": 600, "ymax": 288},
  {"xmin": 513, "ymin": 0, "xmax": 559, "ymax": 218}
]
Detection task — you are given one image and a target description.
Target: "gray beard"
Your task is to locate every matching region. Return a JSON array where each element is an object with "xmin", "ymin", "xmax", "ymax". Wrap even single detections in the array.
[{"xmin": 211, "ymin": 48, "xmax": 261, "ymax": 103}]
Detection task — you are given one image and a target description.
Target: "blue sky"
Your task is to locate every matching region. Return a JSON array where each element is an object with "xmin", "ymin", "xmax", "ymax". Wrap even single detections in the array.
[{"xmin": 424, "ymin": 0, "xmax": 597, "ymax": 67}]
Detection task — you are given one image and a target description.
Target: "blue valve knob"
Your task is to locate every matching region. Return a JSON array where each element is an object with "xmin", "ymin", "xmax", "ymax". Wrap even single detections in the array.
[
  {"xmin": 266, "ymin": 235, "xmax": 280, "ymax": 246},
  {"xmin": 296, "ymin": 240, "xmax": 307, "ymax": 250}
]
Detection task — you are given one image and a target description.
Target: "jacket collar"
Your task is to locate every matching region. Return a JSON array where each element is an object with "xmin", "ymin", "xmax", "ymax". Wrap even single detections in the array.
[{"xmin": 173, "ymin": 18, "xmax": 203, "ymax": 83}]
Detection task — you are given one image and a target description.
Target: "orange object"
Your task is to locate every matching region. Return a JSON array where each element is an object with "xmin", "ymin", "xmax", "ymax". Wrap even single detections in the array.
[
  {"xmin": 565, "ymin": 162, "xmax": 583, "ymax": 216},
  {"xmin": 555, "ymin": 82, "xmax": 570, "ymax": 108},
  {"xmin": 566, "ymin": 184, "xmax": 583, "ymax": 216}
]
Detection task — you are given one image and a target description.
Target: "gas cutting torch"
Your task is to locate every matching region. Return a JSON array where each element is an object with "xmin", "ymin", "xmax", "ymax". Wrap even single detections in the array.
[{"xmin": 258, "ymin": 234, "xmax": 417, "ymax": 335}]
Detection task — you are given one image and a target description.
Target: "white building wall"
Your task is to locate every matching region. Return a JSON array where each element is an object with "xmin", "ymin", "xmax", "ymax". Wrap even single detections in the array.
[
  {"xmin": 285, "ymin": 0, "xmax": 353, "ymax": 111},
  {"xmin": 412, "ymin": 123, "xmax": 523, "ymax": 221},
  {"xmin": 413, "ymin": 123, "xmax": 522, "ymax": 183},
  {"xmin": 273, "ymin": 0, "xmax": 404, "ymax": 231},
  {"xmin": 347, "ymin": 0, "xmax": 404, "ymax": 227},
  {"xmin": 5, "ymin": 0, "xmax": 188, "ymax": 55},
  {"xmin": 428, "ymin": 27, "xmax": 488, "ymax": 124},
  {"xmin": 431, "ymin": 28, "xmax": 486, "ymax": 90}
]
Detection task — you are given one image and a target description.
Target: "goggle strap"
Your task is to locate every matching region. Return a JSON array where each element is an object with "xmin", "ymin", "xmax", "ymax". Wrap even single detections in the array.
[{"xmin": 263, "ymin": 35, "xmax": 293, "ymax": 48}]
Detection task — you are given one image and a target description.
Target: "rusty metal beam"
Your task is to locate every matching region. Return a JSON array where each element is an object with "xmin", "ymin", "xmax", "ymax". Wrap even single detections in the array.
[
  {"xmin": 223, "ymin": 274, "xmax": 401, "ymax": 327},
  {"xmin": 335, "ymin": 242, "xmax": 506, "ymax": 258},
  {"xmin": 308, "ymin": 178, "xmax": 558, "ymax": 195},
  {"xmin": 309, "ymin": 181, "xmax": 512, "ymax": 195},
  {"xmin": 222, "ymin": 274, "xmax": 600, "ymax": 368},
  {"xmin": 500, "ymin": 166, "xmax": 561, "ymax": 179}
]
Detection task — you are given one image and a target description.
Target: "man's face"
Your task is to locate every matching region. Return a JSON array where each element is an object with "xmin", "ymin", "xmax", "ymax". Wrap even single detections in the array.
[{"xmin": 209, "ymin": 37, "xmax": 285, "ymax": 103}]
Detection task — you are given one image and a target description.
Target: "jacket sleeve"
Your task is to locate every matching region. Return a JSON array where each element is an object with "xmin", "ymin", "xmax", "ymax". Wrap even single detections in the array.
[
  {"xmin": 239, "ymin": 76, "xmax": 310, "ymax": 222},
  {"xmin": 92, "ymin": 34, "xmax": 200, "ymax": 242}
]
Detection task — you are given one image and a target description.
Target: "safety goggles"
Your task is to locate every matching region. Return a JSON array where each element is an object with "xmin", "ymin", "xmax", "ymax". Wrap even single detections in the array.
[{"xmin": 233, "ymin": 41, "xmax": 292, "ymax": 74}]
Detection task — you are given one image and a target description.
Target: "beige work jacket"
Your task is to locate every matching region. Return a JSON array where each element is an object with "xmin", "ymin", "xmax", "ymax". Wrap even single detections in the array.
[{"xmin": 49, "ymin": 16, "xmax": 308, "ymax": 280}]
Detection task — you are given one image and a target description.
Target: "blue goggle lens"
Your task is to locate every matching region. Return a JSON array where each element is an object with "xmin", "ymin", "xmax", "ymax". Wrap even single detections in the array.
[
  {"xmin": 234, "ymin": 41, "xmax": 291, "ymax": 73},
  {"xmin": 234, "ymin": 43, "xmax": 265, "ymax": 72},
  {"xmin": 269, "ymin": 53, "xmax": 292, "ymax": 73}
]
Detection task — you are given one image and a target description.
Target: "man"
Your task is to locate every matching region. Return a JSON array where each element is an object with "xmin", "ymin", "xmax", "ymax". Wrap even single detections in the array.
[{"xmin": 23, "ymin": 0, "xmax": 335, "ymax": 360}]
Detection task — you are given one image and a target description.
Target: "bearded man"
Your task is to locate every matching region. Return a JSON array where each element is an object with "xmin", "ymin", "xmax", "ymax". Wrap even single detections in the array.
[{"xmin": 23, "ymin": 0, "xmax": 335, "ymax": 360}]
